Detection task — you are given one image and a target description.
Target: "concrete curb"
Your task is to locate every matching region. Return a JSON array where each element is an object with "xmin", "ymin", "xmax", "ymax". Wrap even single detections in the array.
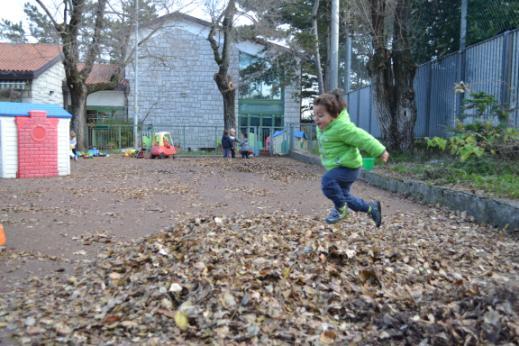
[
  {"xmin": 290, "ymin": 151, "xmax": 322, "ymax": 166},
  {"xmin": 289, "ymin": 152, "xmax": 519, "ymax": 231}
]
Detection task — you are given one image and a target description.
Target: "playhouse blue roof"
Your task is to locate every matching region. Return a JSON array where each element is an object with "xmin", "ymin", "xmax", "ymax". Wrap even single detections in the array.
[
  {"xmin": 0, "ymin": 102, "xmax": 72, "ymax": 118},
  {"xmin": 294, "ymin": 130, "xmax": 306, "ymax": 139},
  {"xmin": 272, "ymin": 129, "xmax": 307, "ymax": 139},
  {"xmin": 272, "ymin": 130, "xmax": 286, "ymax": 138}
]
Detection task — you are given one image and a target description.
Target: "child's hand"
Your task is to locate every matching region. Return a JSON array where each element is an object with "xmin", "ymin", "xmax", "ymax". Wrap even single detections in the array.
[{"xmin": 379, "ymin": 150, "xmax": 390, "ymax": 163}]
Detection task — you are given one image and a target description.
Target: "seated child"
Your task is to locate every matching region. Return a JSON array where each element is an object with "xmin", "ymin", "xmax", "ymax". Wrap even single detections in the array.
[
  {"xmin": 239, "ymin": 134, "xmax": 251, "ymax": 159},
  {"xmin": 70, "ymin": 130, "xmax": 78, "ymax": 160}
]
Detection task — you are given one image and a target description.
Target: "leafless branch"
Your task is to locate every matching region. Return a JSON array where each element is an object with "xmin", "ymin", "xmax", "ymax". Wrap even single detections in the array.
[
  {"xmin": 208, "ymin": 20, "xmax": 223, "ymax": 65},
  {"xmin": 139, "ymin": 97, "xmax": 162, "ymax": 124},
  {"xmin": 122, "ymin": 23, "xmax": 181, "ymax": 67},
  {"xmin": 81, "ymin": 0, "xmax": 108, "ymax": 78},
  {"xmin": 35, "ymin": 0, "xmax": 62, "ymax": 33}
]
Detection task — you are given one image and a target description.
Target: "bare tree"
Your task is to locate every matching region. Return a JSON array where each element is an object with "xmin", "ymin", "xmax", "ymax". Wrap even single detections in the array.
[
  {"xmin": 354, "ymin": 0, "xmax": 417, "ymax": 151},
  {"xmin": 31, "ymin": 0, "xmax": 186, "ymax": 148},
  {"xmin": 207, "ymin": 0, "xmax": 237, "ymax": 130},
  {"xmin": 35, "ymin": 0, "xmax": 108, "ymax": 150},
  {"xmin": 103, "ymin": 0, "xmax": 183, "ymax": 81}
]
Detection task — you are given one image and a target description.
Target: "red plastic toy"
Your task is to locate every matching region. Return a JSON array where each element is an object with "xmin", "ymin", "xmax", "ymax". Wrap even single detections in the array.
[{"xmin": 150, "ymin": 131, "xmax": 177, "ymax": 159}]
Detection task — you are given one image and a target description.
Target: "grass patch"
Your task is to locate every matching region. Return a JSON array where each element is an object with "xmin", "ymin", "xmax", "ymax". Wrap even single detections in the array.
[{"xmin": 382, "ymin": 152, "xmax": 519, "ymax": 199}]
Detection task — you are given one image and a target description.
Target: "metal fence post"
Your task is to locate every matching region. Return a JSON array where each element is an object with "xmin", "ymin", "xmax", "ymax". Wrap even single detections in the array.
[
  {"xmin": 368, "ymin": 86, "xmax": 373, "ymax": 134},
  {"xmin": 118, "ymin": 126, "xmax": 122, "ymax": 149},
  {"xmin": 501, "ymin": 31, "xmax": 513, "ymax": 124},
  {"xmin": 289, "ymin": 125, "xmax": 294, "ymax": 153},
  {"xmin": 426, "ymin": 63, "xmax": 433, "ymax": 137},
  {"xmin": 356, "ymin": 89, "xmax": 361, "ymax": 125},
  {"xmin": 255, "ymin": 126, "xmax": 259, "ymax": 156},
  {"xmin": 455, "ymin": 50, "xmax": 466, "ymax": 124},
  {"xmin": 183, "ymin": 126, "xmax": 186, "ymax": 150}
]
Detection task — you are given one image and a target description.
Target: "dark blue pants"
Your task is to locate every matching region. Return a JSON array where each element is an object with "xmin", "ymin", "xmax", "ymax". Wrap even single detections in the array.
[
  {"xmin": 223, "ymin": 148, "xmax": 231, "ymax": 158},
  {"xmin": 321, "ymin": 167, "xmax": 370, "ymax": 212}
]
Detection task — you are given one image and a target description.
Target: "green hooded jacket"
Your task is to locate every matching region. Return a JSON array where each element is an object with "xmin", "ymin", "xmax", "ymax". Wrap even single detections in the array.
[
  {"xmin": 338, "ymin": 109, "xmax": 350, "ymax": 122},
  {"xmin": 316, "ymin": 109, "xmax": 385, "ymax": 171}
]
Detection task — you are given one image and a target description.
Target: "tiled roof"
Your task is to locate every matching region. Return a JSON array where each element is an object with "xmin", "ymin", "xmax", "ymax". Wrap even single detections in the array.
[
  {"xmin": 78, "ymin": 63, "xmax": 119, "ymax": 85},
  {"xmin": 0, "ymin": 43, "xmax": 62, "ymax": 75}
]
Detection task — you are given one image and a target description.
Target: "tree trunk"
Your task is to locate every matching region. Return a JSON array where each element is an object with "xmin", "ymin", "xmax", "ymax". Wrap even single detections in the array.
[
  {"xmin": 367, "ymin": 0, "xmax": 417, "ymax": 152},
  {"xmin": 208, "ymin": 0, "xmax": 237, "ymax": 130},
  {"xmin": 223, "ymin": 92, "xmax": 236, "ymax": 130},
  {"xmin": 215, "ymin": 73, "xmax": 236, "ymax": 129},
  {"xmin": 370, "ymin": 54, "xmax": 416, "ymax": 151},
  {"xmin": 69, "ymin": 82, "xmax": 88, "ymax": 150},
  {"xmin": 392, "ymin": 0, "xmax": 416, "ymax": 151},
  {"xmin": 35, "ymin": 0, "xmax": 107, "ymax": 150}
]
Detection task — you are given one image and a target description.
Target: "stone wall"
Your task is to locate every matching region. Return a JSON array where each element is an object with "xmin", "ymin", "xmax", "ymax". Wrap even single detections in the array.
[
  {"xmin": 360, "ymin": 171, "xmax": 519, "ymax": 231},
  {"xmin": 284, "ymin": 78, "xmax": 301, "ymax": 126},
  {"xmin": 127, "ymin": 21, "xmax": 300, "ymax": 149},
  {"xmin": 289, "ymin": 151, "xmax": 519, "ymax": 231},
  {"xmin": 127, "ymin": 27, "xmax": 236, "ymax": 148},
  {"xmin": 127, "ymin": 27, "xmax": 233, "ymax": 127}
]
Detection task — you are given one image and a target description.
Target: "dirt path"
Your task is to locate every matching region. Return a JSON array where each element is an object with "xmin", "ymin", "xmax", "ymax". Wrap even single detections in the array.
[
  {"xmin": 1, "ymin": 156, "xmax": 518, "ymax": 344},
  {"xmin": 1, "ymin": 156, "xmax": 426, "ymax": 292}
]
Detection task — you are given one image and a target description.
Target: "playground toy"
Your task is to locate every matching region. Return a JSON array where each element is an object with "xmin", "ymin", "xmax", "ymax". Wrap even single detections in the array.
[
  {"xmin": 150, "ymin": 131, "xmax": 177, "ymax": 159},
  {"xmin": 0, "ymin": 224, "xmax": 5, "ymax": 248},
  {"xmin": 0, "ymin": 102, "xmax": 72, "ymax": 178}
]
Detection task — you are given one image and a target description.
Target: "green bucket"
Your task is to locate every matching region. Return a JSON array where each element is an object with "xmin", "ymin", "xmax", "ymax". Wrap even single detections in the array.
[{"xmin": 362, "ymin": 157, "xmax": 375, "ymax": 171}]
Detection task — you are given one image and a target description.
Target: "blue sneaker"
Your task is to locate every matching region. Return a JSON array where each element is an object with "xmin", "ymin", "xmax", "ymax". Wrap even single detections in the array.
[
  {"xmin": 325, "ymin": 206, "xmax": 348, "ymax": 224},
  {"xmin": 368, "ymin": 201, "xmax": 382, "ymax": 227}
]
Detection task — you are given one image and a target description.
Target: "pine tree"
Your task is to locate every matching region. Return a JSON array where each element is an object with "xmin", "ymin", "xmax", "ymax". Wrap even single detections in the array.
[{"xmin": 0, "ymin": 20, "xmax": 28, "ymax": 43}]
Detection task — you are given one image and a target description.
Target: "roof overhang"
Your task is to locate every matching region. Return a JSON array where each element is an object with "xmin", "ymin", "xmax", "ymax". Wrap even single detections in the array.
[{"xmin": 0, "ymin": 54, "xmax": 63, "ymax": 81}]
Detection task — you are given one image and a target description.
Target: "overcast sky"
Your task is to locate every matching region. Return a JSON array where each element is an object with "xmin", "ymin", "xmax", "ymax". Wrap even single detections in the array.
[
  {"xmin": 0, "ymin": 0, "xmax": 206, "ymax": 43},
  {"xmin": 0, "ymin": 0, "xmax": 222, "ymax": 23},
  {"xmin": 1, "ymin": 0, "xmax": 26, "ymax": 22},
  {"xmin": 1, "ymin": 0, "xmax": 254, "ymax": 43}
]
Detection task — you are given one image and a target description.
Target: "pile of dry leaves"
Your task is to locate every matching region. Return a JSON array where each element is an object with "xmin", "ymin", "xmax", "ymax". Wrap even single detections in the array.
[{"xmin": 1, "ymin": 212, "xmax": 518, "ymax": 344}]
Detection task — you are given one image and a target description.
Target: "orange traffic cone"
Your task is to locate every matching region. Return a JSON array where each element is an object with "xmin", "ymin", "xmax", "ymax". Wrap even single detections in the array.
[{"xmin": 0, "ymin": 224, "xmax": 6, "ymax": 248}]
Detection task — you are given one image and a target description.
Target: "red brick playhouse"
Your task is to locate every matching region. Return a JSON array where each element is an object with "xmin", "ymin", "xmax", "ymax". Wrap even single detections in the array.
[{"xmin": 0, "ymin": 102, "xmax": 72, "ymax": 178}]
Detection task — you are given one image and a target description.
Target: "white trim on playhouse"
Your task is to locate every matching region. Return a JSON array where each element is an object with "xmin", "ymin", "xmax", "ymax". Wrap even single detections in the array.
[{"xmin": 0, "ymin": 117, "xmax": 17, "ymax": 178}]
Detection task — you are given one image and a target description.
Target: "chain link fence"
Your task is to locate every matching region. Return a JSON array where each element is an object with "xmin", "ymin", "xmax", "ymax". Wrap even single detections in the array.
[
  {"xmin": 87, "ymin": 123, "xmax": 288, "ymax": 156},
  {"xmin": 346, "ymin": 29, "xmax": 519, "ymax": 138}
]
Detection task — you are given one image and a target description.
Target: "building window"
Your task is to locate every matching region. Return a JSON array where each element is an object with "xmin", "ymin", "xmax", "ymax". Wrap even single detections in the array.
[
  {"xmin": 238, "ymin": 114, "xmax": 284, "ymax": 129},
  {"xmin": 87, "ymin": 107, "xmax": 128, "ymax": 123},
  {"xmin": 0, "ymin": 81, "xmax": 30, "ymax": 102},
  {"xmin": 239, "ymin": 53, "xmax": 282, "ymax": 100}
]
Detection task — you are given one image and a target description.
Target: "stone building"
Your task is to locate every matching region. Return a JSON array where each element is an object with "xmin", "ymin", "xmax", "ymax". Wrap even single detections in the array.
[{"xmin": 126, "ymin": 12, "xmax": 301, "ymax": 150}]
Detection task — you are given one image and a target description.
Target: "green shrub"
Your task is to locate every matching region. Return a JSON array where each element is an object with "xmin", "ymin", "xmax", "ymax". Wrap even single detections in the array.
[{"xmin": 426, "ymin": 92, "xmax": 518, "ymax": 162}]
